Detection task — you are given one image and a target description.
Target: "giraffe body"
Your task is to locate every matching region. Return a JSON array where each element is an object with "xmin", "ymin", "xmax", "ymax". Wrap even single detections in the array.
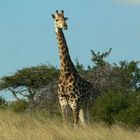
[{"xmin": 52, "ymin": 10, "xmax": 96, "ymax": 126}]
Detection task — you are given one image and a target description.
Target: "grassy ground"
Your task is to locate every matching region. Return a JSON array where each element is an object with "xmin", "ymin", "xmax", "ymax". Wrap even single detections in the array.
[{"xmin": 0, "ymin": 110, "xmax": 139, "ymax": 140}]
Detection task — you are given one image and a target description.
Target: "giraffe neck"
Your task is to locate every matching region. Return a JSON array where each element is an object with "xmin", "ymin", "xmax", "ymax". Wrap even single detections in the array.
[{"xmin": 55, "ymin": 28, "xmax": 77, "ymax": 76}]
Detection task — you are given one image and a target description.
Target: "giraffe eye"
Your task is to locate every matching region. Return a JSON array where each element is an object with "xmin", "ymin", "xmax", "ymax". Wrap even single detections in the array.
[{"xmin": 56, "ymin": 19, "xmax": 59, "ymax": 22}]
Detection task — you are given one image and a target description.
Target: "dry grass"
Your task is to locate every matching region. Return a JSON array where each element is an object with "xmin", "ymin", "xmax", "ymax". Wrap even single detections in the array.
[{"xmin": 0, "ymin": 110, "xmax": 139, "ymax": 140}]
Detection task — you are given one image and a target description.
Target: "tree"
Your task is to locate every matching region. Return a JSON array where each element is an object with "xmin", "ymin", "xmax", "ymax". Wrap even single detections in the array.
[
  {"xmin": 113, "ymin": 61, "xmax": 140, "ymax": 91},
  {"xmin": 75, "ymin": 58, "xmax": 85, "ymax": 74},
  {"xmin": 90, "ymin": 48, "xmax": 112, "ymax": 67},
  {"xmin": 0, "ymin": 65, "xmax": 59, "ymax": 103},
  {"xmin": 85, "ymin": 49, "xmax": 140, "ymax": 94},
  {"xmin": 86, "ymin": 65, "xmax": 123, "ymax": 94},
  {"xmin": 84, "ymin": 48, "xmax": 122, "ymax": 94},
  {"xmin": 0, "ymin": 96, "xmax": 6, "ymax": 106}
]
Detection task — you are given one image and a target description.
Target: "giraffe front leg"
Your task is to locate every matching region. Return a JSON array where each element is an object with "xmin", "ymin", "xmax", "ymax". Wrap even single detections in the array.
[
  {"xmin": 58, "ymin": 96, "xmax": 68, "ymax": 125},
  {"xmin": 68, "ymin": 99, "xmax": 80, "ymax": 127}
]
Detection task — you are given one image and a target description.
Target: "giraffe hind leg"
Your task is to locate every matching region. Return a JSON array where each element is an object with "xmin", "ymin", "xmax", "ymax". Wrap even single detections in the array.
[
  {"xmin": 79, "ymin": 108, "xmax": 86, "ymax": 128},
  {"xmin": 68, "ymin": 99, "xmax": 79, "ymax": 127}
]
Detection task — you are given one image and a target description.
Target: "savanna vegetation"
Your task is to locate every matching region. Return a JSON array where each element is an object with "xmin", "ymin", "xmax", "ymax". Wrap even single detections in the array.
[
  {"xmin": 0, "ymin": 110, "xmax": 139, "ymax": 140},
  {"xmin": 0, "ymin": 49, "xmax": 140, "ymax": 139}
]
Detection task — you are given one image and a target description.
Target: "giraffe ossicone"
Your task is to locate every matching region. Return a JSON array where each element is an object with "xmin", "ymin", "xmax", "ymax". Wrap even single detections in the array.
[{"xmin": 52, "ymin": 10, "xmax": 96, "ymax": 127}]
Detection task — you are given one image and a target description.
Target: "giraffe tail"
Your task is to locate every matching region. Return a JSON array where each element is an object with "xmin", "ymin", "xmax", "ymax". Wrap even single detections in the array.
[{"xmin": 79, "ymin": 108, "xmax": 86, "ymax": 128}]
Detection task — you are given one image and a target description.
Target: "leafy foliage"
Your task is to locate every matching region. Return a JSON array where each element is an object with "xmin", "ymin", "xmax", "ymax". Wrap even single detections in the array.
[
  {"xmin": 0, "ymin": 96, "xmax": 7, "ymax": 109},
  {"xmin": 0, "ymin": 65, "xmax": 59, "ymax": 102},
  {"xmin": 85, "ymin": 50, "xmax": 140, "ymax": 94},
  {"xmin": 10, "ymin": 100, "xmax": 28, "ymax": 113},
  {"xmin": 91, "ymin": 91, "xmax": 140, "ymax": 126},
  {"xmin": 91, "ymin": 91, "xmax": 128, "ymax": 124},
  {"xmin": 0, "ymin": 96, "xmax": 6, "ymax": 105},
  {"xmin": 75, "ymin": 58, "xmax": 85, "ymax": 74},
  {"xmin": 113, "ymin": 61, "xmax": 140, "ymax": 91},
  {"xmin": 116, "ymin": 93, "xmax": 140, "ymax": 127},
  {"xmin": 90, "ymin": 48, "xmax": 112, "ymax": 67}
]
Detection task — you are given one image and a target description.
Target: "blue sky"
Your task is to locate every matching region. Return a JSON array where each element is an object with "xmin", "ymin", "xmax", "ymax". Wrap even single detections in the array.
[{"xmin": 0, "ymin": 0, "xmax": 140, "ymax": 100}]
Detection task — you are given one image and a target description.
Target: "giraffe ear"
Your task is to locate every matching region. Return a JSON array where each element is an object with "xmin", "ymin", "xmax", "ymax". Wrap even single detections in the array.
[
  {"xmin": 52, "ymin": 14, "xmax": 55, "ymax": 19},
  {"xmin": 56, "ymin": 10, "xmax": 59, "ymax": 15},
  {"xmin": 65, "ymin": 17, "xmax": 69, "ymax": 21}
]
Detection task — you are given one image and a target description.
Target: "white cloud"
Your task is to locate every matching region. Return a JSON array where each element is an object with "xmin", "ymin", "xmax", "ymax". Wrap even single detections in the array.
[{"xmin": 117, "ymin": 0, "xmax": 140, "ymax": 5}]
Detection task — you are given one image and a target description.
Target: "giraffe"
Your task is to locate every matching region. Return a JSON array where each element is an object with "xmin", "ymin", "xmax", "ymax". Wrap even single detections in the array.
[{"xmin": 52, "ymin": 10, "xmax": 96, "ymax": 127}]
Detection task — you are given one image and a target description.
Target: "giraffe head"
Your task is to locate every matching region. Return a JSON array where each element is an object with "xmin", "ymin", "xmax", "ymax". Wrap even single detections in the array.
[{"xmin": 52, "ymin": 10, "xmax": 68, "ymax": 30}]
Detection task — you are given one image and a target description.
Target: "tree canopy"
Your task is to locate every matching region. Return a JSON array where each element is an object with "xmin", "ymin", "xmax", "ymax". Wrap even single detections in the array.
[{"xmin": 0, "ymin": 65, "xmax": 59, "ymax": 102}]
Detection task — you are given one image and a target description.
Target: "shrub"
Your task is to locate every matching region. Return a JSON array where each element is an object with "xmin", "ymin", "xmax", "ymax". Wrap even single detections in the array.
[
  {"xmin": 116, "ymin": 93, "xmax": 140, "ymax": 127},
  {"xmin": 91, "ymin": 90, "xmax": 140, "ymax": 127},
  {"xmin": 0, "ymin": 96, "xmax": 7, "ymax": 109},
  {"xmin": 91, "ymin": 91, "xmax": 128, "ymax": 124},
  {"xmin": 10, "ymin": 100, "xmax": 28, "ymax": 113}
]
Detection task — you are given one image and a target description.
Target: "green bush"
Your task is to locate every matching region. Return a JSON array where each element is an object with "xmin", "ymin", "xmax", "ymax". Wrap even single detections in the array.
[
  {"xmin": 91, "ymin": 90, "xmax": 140, "ymax": 126},
  {"xmin": 0, "ymin": 96, "xmax": 7, "ymax": 109},
  {"xmin": 116, "ymin": 94, "xmax": 140, "ymax": 127},
  {"xmin": 91, "ymin": 91, "xmax": 128, "ymax": 124},
  {"xmin": 10, "ymin": 100, "xmax": 28, "ymax": 113}
]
